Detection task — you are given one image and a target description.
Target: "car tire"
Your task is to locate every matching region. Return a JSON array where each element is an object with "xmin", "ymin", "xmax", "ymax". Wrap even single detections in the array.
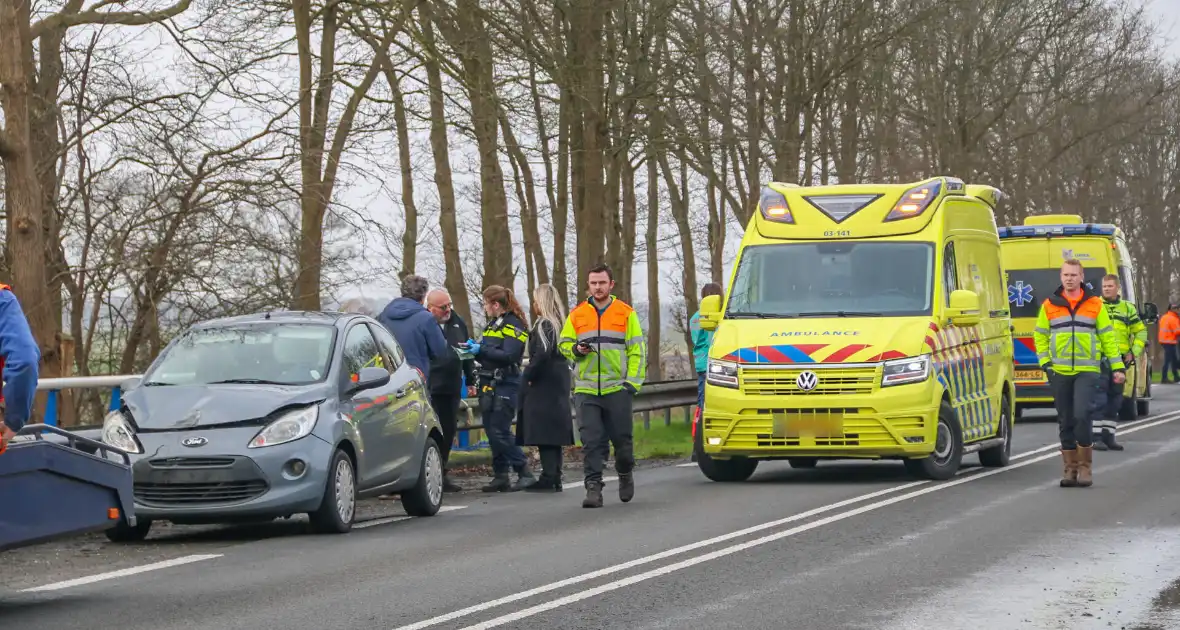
[
  {"xmin": 310, "ymin": 448, "xmax": 356, "ymax": 534},
  {"xmin": 787, "ymin": 457, "xmax": 818, "ymax": 469},
  {"xmin": 905, "ymin": 400, "xmax": 962, "ymax": 481},
  {"xmin": 401, "ymin": 437, "xmax": 444, "ymax": 517},
  {"xmin": 979, "ymin": 394, "xmax": 1013, "ymax": 468},
  {"xmin": 105, "ymin": 519, "xmax": 152, "ymax": 543}
]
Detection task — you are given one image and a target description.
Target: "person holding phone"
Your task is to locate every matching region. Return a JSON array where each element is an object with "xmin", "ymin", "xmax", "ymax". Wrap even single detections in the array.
[{"xmin": 558, "ymin": 263, "xmax": 647, "ymax": 508}]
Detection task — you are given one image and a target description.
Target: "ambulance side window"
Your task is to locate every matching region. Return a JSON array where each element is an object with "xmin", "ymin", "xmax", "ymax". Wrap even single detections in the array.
[
  {"xmin": 1115, "ymin": 238, "xmax": 1138, "ymax": 303},
  {"xmin": 942, "ymin": 242, "xmax": 959, "ymax": 306}
]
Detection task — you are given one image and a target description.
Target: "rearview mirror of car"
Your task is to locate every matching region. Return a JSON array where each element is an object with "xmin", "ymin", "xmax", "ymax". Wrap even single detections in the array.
[
  {"xmin": 348, "ymin": 366, "xmax": 391, "ymax": 394},
  {"xmin": 1140, "ymin": 302, "xmax": 1159, "ymax": 324}
]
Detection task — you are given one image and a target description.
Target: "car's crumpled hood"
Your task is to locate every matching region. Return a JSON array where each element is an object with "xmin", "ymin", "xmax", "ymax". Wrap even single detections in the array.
[{"xmin": 122, "ymin": 384, "xmax": 329, "ymax": 430}]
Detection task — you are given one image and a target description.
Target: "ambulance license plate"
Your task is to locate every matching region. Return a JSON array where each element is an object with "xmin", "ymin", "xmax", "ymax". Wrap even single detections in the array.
[
  {"xmin": 772, "ymin": 412, "xmax": 843, "ymax": 438},
  {"xmin": 1015, "ymin": 369, "xmax": 1045, "ymax": 381}
]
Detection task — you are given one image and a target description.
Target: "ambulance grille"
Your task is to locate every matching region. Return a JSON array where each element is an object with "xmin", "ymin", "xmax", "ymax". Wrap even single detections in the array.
[
  {"xmin": 739, "ymin": 366, "xmax": 879, "ymax": 396},
  {"xmin": 717, "ymin": 409, "xmax": 909, "ymax": 448}
]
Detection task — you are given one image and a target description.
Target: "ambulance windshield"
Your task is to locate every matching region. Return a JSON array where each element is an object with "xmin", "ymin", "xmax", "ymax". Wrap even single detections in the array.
[{"xmin": 726, "ymin": 241, "xmax": 935, "ymax": 318}]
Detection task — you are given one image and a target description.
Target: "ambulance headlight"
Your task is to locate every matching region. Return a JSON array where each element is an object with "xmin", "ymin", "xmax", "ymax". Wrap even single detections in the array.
[
  {"xmin": 706, "ymin": 359, "xmax": 739, "ymax": 389},
  {"xmin": 881, "ymin": 355, "xmax": 931, "ymax": 387}
]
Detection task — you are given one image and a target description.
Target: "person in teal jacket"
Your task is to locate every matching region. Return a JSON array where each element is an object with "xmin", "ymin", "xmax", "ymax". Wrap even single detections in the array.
[{"xmin": 690, "ymin": 283, "xmax": 723, "ymax": 412}]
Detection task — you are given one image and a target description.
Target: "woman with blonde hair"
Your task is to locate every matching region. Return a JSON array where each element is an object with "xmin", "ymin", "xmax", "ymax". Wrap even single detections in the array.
[{"xmin": 516, "ymin": 284, "xmax": 574, "ymax": 491}]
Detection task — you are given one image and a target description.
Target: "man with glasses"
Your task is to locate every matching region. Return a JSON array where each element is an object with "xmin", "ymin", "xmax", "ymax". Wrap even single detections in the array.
[{"xmin": 427, "ymin": 288, "xmax": 477, "ymax": 492}]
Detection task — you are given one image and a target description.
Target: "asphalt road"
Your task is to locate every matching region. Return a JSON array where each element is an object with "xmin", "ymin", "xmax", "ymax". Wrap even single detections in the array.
[{"xmin": 5, "ymin": 387, "xmax": 1180, "ymax": 629}]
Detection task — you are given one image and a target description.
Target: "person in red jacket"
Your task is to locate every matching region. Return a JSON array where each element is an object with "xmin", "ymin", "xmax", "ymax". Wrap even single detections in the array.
[
  {"xmin": 0, "ymin": 284, "xmax": 42, "ymax": 454},
  {"xmin": 1160, "ymin": 304, "xmax": 1180, "ymax": 383}
]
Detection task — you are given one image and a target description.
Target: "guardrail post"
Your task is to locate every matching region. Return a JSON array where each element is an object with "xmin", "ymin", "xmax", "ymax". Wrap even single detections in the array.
[
  {"xmin": 664, "ymin": 407, "xmax": 671, "ymax": 427},
  {"xmin": 457, "ymin": 374, "xmax": 469, "ymax": 449},
  {"xmin": 643, "ymin": 410, "xmax": 650, "ymax": 430},
  {"xmin": 109, "ymin": 385, "xmax": 122, "ymax": 413},
  {"xmin": 44, "ymin": 390, "xmax": 59, "ymax": 427}
]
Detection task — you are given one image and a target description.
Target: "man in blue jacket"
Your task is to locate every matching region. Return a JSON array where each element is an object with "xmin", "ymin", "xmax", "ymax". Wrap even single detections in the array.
[
  {"xmin": 689, "ymin": 283, "xmax": 723, "ymax": 412},
  {"xmin": 0, "ymin": 284, "xmax": 41, "ymax": 452},
  {"xmin": 377, "ymin": 275, "xmax": 449, "ymax": 389}
]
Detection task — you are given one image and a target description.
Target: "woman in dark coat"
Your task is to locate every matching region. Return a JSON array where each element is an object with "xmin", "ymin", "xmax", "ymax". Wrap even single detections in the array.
[{"xmin": 516, "ymin": 283, "xmax": 574, "ymax": 492}]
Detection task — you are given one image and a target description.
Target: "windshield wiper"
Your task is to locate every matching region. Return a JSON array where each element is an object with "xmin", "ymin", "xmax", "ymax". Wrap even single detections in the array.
[
  {"xmin": 207, "ymin": 378, "xmax": 288, "ymax": 385},
  {"xmin": 727, "ymin": 311, "xmax": 795, "ymax": 319},
  {"xmin": 795, "ymin": 311, "xmax": 884, "ymax": 318},
  {"xmin": 142, "ymin": 381, "xmax": 175, "ymax": 387}
]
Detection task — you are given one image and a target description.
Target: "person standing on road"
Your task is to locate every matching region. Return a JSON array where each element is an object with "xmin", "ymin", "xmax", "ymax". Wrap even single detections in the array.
[
  {"xmin": 463, "ymin": 286, "xmax": 537, "ymax": 492},
  {"xmin": 1090, "ymin": 274, "xmax": 1146, "ymax": 451},
  {"xmin": 1159, "ymin": 303, "xmax": 1180, "ymax": 383},
  {"xmin": 426, "ymin": 288, "xmax": 478, "ymax": 493},
  {"xmin": 516, "ymin": 284, "xmax": 574, "ymax": 493},
  {"xmin": 1034, "ymin": 260, "xmax": 1126, "ymax": 488},
  {"xmin": 559, "ymin": 263, "xmax": 647, "ymax": 508},
  {"xmin": 377, "ymin": 275, "xmax": 449, "ymax": 388},
  {"xmin": 690, "ymin": 283, "xmax": 723, "ymax": 413},
  {"xmin": 0, "ymin": 284, "xmax": 40, "ymax": 455}
]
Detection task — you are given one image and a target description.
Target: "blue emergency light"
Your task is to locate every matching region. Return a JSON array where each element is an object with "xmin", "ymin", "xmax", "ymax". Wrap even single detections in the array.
[{"xmin": 997, "ymin": 223, "xmax": 1116, "ymax": 239}]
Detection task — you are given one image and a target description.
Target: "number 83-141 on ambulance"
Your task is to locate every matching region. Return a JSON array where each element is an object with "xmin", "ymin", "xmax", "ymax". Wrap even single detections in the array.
[{"xmin": 693, "ymin": 176, "xmax": 1015, "ymax": 481}]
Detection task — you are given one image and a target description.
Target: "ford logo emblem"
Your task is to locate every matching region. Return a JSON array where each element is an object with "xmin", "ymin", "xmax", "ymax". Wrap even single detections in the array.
[
  {"xmin": 796, "ymin": 371, "xmax": 819, "ymax": 392},
  {"xmin": 181, "ymin": 436, "xmax": 208, "ymax": 448}
]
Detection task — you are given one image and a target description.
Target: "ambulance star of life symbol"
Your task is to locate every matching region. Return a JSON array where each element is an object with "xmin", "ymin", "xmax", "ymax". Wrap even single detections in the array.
[
  {"xmin": 1008, "ymin": 281, "xmax": 1034, "ymax": 307},
  {"xmin": 796, "ymin": 370, "xmax": 819, "ymax": 391}
]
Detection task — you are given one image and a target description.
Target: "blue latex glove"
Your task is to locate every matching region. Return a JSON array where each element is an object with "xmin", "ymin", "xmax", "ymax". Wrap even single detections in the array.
[{"xmin": 464, "ymin": 338, "xmax": 482, "ymax": 355}]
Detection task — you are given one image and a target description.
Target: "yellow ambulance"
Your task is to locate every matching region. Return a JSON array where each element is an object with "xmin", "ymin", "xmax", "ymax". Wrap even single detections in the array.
[
  {"xmin": 997, "ymin": 215, "xmax": 1158, "ymax": 419},
  {"xmin": 695, "ymin": 176, "xmax": 1015, "ymax": 481}
]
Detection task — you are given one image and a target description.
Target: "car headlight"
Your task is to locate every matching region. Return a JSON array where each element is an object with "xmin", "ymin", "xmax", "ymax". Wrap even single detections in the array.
[
  {"xmin": 101, "ymin": 410, "xmax": 143, "ymax": 454},
  {"xmin": 882, "ymin": 354, "xmax": 931, "ymax": 387},
  {"xmin": 706, "ymin": 358, "xmax": 739, "ymax": 389},
  {"xmin": 248, "ymin": 406, "xmax": 319, "ymax": 449}
]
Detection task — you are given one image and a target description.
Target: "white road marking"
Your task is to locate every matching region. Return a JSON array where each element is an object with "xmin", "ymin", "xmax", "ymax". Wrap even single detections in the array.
[
  {"xmin": 396, "ymin": 409, "xmax": 1180, "ymax": 630},
  {"xmin": 355, "ymin": 505, "xmax": 468, "ymax": 529},
  {"xmin": 20, "ymin": 554, "xmax": 223, "ymax": 593}
]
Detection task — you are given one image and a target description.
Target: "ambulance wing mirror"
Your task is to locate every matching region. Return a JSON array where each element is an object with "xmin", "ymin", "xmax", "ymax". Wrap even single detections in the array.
[
  {"xmin": 1140, "ymin": 302, "xmax": 1159, "ymax": 325},
  {"xmin": 946, "ymin": 290, "xmax": 981, "ymax": 327},
  {"xmin": 699, "ymin": 295, "xmax": 723, "ymax": 331}
]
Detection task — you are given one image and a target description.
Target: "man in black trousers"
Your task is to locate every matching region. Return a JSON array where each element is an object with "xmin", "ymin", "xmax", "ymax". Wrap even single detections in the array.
[{"xmin": 426, "ymin": 288, "xmax": 477, "ymax": 492}]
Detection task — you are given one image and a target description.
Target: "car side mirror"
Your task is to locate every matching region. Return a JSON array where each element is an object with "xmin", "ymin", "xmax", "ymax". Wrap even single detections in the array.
[
  {"xmin": 1140, "ymin": 302, "xmax": 1159, "ymax": 324},
  {"xmin": 347, "ymin": 366, "xmax": 390, "ymax": 395},
  {"xmin": 946, "ymin": 289, "xmax": 982, "ymax": 327},
  {"xmin": 699, "ymin": 295, "xmax": 723, "ymax": 331}
]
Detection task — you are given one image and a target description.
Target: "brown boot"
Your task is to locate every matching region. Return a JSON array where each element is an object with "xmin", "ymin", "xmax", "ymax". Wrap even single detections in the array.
[
  {"xmin": 1076, "ymin": 445, "xmax": 1093, "ymax": 487},
  {"xmin": 1060, "ymin": 449, "xmax": 1078, "ymax": 487}
]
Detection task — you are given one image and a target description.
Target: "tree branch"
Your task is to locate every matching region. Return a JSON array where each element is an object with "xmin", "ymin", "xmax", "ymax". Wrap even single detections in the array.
[{"xmin": 32, "ymin": 0, "xmax": 193, "ymax": 39}]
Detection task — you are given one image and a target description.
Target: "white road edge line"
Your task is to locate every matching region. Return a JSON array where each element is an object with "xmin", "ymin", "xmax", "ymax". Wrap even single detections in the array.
[
  {"xmin": 20, "ymin": 554, "xmax": 223, "ymax": 593},
  {"xmin": 393, "ymin": 408, "xmax": 1180, "ymax": 630},
  {"xmin": 455, "ymin": 410, "xmax": 1180, "ymax": 629}
]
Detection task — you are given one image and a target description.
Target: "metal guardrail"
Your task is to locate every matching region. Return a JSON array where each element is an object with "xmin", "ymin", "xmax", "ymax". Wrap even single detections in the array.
[{"xmin": 35, "ymin": 374, "xmax": 699, "ymax": 450}]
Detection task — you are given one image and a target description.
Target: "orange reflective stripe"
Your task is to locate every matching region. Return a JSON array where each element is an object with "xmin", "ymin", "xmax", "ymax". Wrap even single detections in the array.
[
  {"xmin": 1043, "ymin": 296, "xmax": 1104, "ymax": 322},
  {"xmin": 569, "ymin": 300, "xmax": 634, "ymax": 336}
]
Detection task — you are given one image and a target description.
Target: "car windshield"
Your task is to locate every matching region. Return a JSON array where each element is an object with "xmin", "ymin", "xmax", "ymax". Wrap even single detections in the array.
[
  {"xmin": 725, "ymin": 241, "xmax": 935, "ymax": 318},
  {"xmin": 144, "ymin": 323, "xmax": 336, "ymax": 386},
  {"xmin": 1005, "ymin": 267, "xmax": 1106, "ymax": 319}
]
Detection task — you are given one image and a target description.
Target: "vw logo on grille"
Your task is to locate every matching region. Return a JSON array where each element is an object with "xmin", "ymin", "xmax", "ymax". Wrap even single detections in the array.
[
  {"xmin": 796, "ymin": 371, "xmax": 819, "ymax": 391},
  {"xmin": 181, "ymin": 436, "xmax": 209, "ymax": 448}
]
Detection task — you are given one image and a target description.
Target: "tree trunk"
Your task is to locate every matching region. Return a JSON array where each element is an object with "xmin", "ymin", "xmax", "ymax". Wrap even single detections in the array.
[{"xmin": 390, "ymin": 67, "xmax": 418, "ymax": 275}]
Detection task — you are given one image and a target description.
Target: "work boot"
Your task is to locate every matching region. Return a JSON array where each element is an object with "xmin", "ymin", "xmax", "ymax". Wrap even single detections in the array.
[
  {"xmin": 524, "ymin": 473, "xmax": 560, "ymax": 493},
  {"xmin": 1103, "ymin": 432, "xmax": 1124, "ymax": 451},
  {"xmin": 1093, "ymin": 438, "xmax": 1109, "ymax": 451},
  {"xmin": 481, "ymin": 472, "xmax": 514, "ymax": 493},
  {"xmin": 618, "ymin": 473, "xmax": 635, "ymax": 503},
  {"xmin": 512, "ymin": 466, "xmax": 537, "ymax": 491},
  {"xmin": 1077, "ymin": 445, "xmax": 1094, "ymax": 487},
  {"xmin": 1060, "ymin": 449, "xmax": 1079, "ymax": 488},
  {"xmin": 442, "ymin": 474, "xmax": 462, "ymax": 493},
  {"xmin": 582, "ymin": 481, "xmax": 604, "ymax": 508}
]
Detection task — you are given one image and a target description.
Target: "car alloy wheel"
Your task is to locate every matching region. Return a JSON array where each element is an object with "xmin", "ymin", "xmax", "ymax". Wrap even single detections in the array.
[
  {"xmin": 335, "ymin": 457, "xmax": 356, "ymax": 523},
  {"xmin": 425, "ymin": 443, "xmax": 443, "ymax": 508}
]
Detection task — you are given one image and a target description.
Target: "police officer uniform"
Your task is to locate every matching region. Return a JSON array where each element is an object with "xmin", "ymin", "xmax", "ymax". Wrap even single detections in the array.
[{"xmin": 470, "ymin": 312, "xmax": 536, "ymax": 492}]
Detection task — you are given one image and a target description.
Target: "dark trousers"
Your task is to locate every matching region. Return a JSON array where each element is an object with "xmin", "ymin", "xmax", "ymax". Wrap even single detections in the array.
[
  {"xmin": 1091, "ymin": 365, "xmax": 1124, "ymax": 438},
  {"xmin": 483, "ymin": 388, "xmax": 528, "ymax": 474},
  {"xmin": 538, "ymin": 445, "xmax": 562, "ymax": 480},
  {"xmin": 1164, "ymin": 344, "xmax": 1180, "ymax": 381},
  {"xmin": 1050, "ymin": 371, "xmax": 1099, "ymax": 449},
  {"xmin": 577, "ymin": 390, "xmax": 635, "ymax": 485},
  {"xmin": 696, "ymin": 371, "xmax": 706, "ymax": 412},
  {"xmin": 430, "ymin": 392, "xmax": 460, "ymax": 468}
]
